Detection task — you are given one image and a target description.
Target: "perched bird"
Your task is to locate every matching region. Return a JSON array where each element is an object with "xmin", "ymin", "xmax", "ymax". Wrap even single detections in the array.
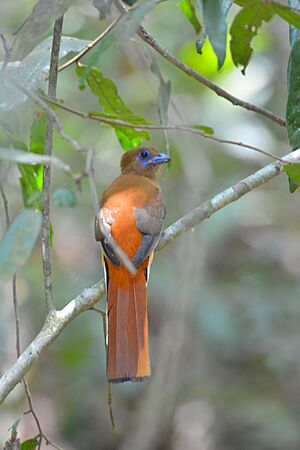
[{"xmin": 95, "ymin": 146, "xmax": 170, "ymax": 383}]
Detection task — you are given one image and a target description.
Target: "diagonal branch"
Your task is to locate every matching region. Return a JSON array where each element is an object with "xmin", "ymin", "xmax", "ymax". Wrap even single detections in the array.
[
  {"xmin": 57, "ymin": 15, "xmax": 123, "ymax": 73},
  {"xmin": 1, "ymin": 148, "xmax": 299, "ymax": 405},
  {"xmin": 113, "ymin": 0, "xmax": 286, "ymax": 127},
  {"xmin": 55, "ymin": 0, "xmax": 286, "ymax": 128},
  {"xmin": 39, "ymin": 95, "xmax": 284, "ymax": 162},
  {"xmin": 136, "ymin": 25, "xmax": 286, "ymax": 127}
]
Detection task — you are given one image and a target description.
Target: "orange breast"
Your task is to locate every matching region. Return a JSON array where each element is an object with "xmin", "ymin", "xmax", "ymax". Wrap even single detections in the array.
[{"xmin": 101, "ymin": 174, "xmax": 160, "ymax": 262}]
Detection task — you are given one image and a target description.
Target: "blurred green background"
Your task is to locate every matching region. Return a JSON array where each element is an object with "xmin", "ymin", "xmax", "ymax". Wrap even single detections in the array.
[{"xmin": 2, "ymin": 1, "xmax": 300, "ymax": 449}]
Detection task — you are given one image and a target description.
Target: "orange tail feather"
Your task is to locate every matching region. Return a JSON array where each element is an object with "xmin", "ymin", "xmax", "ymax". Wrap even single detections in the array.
[{"xmin": 106, "ymin": 266, "xmax": 151, "ymax": 383}]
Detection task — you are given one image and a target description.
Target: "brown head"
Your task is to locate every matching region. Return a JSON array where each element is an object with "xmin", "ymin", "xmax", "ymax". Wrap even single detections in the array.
[{"xmin": 120, "ymin": 146, "xmax": 171, "ymax": 178}]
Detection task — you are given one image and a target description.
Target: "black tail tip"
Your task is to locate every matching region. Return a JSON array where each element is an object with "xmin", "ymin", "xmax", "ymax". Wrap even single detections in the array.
[{"xmin": 108, "ymin": 375, "xmax": 150, "ymax": 384}]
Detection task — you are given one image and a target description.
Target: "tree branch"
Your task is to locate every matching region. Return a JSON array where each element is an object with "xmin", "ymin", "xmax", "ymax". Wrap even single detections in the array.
[
  {"xmin": 136, "ymin": 26, "xmax": 286, "ymax": 127},
  {"xmin": 57, "ymin": 15, "xmax": 123, "ymax": 73},
  {"xmin": 1, "ymin": 148, "xmax": 300, "ymax": 405},
  {"xmin": 39, "ymin": 95, "xmax": 284, "ymax": 162},
  {"xmin": 55, "ymin": 0, "xmax": 286, "ymax": 128},
  {"xmin": 41, "ymin": 17, "xmax": 64, "ymax": 314},
  {"xmin": 11, "ymin": 79, "xmax": 82, "ymax": 153},
  {"xmin": 112, "ymin": 0, "xmax": 286, "ymax": 127}
]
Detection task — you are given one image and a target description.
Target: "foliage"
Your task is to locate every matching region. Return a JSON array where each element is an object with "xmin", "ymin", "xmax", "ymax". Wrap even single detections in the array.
[
  {"xmin": 1, "ymin": 0, "xmax": 300, "ymax": 449},
  {"xmin": 230, "ymin": 0, "xmax": 300, "ymax": 73},
  {"xmin": 76, "ymin": 65, "xmax": 151, "ymax": 150},
  {"xmin": 0, "ymin": 37, "xmax": 90, "ymax": 111},
  {"xmin": 20, "ymin": 438, "xmax": 39, "ymax": 450},
  {"xmin": 78, "ymin": 0, "xmax": 160, "ymax": 86},
  {"xmin": 284, "ymin": 164, "xmax": 300, "ymax": 187},
  {"xmin": 177, "ymin": 0, "xmax": 201, "ymax": 34},
  {"xmin": 286, "ymin": 18, "xmax": 300, "ymax": 191}
]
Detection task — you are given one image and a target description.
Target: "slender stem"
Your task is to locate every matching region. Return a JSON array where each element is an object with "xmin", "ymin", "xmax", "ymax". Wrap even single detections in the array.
[
  {"xmin": 22, "ymin": 379, "xmax": 43, "ymax": 450},
  {"xmin": 136, "ymin": 25, "xmax": 286, "ymax": 127},
  {"xmin": 99, "ymin": 309, "xmax": 117, "ymax": 432},
  {"xmin": 55, "ymin": 0, "xmax": 286, "ymax": 127},
  {"xmin": 39, "ymin": 95, "xmax": 283, "ymax": 162},
  {"xmin": 41, "ymin": 17, "xmax": 64, "ymax": 314},
  {"xmin": 1, "ymin": 148, "xmax": 300, "ymax": 405},
  {"xmin": 113, "ymin": 0, "xmax": 286, "ymax": 127},
  {"xmin": 58, "ymin": 15, "xmax": 123, "ymax": 73},
  {"xmin": 11, "ymin": 78, "xmax": 82, "ymax": 152}
]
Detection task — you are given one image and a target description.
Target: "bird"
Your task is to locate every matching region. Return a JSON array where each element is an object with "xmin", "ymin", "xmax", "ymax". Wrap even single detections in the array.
[{"xmin": 95, "ymin": 146, "xmax": 170, "ymax": 383}]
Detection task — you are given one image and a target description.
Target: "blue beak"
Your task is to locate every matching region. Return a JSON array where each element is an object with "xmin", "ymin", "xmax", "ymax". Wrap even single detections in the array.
[{"xmin": 151, "ymin": 153, "xmax": 171, "ymax": 165}]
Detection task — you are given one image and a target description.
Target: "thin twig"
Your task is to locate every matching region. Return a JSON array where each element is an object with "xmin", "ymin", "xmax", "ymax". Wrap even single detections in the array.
[
  {"xmin": 137, "ymin": 26, "xmax": 286, "ymax": 127},
  {"xmin": 22, "ymin": 379, "xmax": 43, "ymax": 450},
  {"xmin": 41, "ymin": 16, "xmax": 64, "ymax": 314},
  {"xmin": 39, "ymin": 95, "xmax": 284, "ymax": 162},
  {"xmin": 86, "ymin": 307, "xmax": 118, "ymax": 430},
  {"xmin": 1, "ymin": 148, "xmax": 300, "ymax": 405},
  {"xmin": 11, "ymin": 78, "xmax": 82, "ymax": 152},
  {"xmin": 100, "ymin": 308, "xmax": 117, "ymax": 432},
  {"xmin": 58, "ymin": 15, "xmax": 123, "ymax": 73},
  {"xmin": 54, "ymin": 0, "xmax": 286, "ymax": 127},
  {"xmin": 113, "ymin": 0, "xmax": 286, "ymax": 127}
]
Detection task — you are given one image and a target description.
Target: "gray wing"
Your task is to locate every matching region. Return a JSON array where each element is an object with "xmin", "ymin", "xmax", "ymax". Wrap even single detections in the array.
[{"xmin": 131, "ymin": 191, "xmax": 166, "ymax": 268}]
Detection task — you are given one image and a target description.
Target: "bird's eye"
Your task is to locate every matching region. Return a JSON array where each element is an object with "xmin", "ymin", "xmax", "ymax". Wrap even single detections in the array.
[{"xmin": 140, "ymin": 149, "xmax": 150, "ymax": 159}]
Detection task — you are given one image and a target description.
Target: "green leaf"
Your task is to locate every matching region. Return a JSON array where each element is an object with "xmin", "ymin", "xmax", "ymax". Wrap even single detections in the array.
[
  {"xmin": 197, "ymin": 0, "xmax": 228, "ymax": 69},
  {"xmin": 30, "ymin": 110, "xmax": 46, "ymax": 155},
  {"xmin": 230, "ymin": 0, "xmax": 274, "ymax": 73},
  {"xmin": 286, "ymin": 4, "xmax": 300, "ymax": 192},
  {"xmin": 21, "ymin": 438, "xmax": 39, "ymax": 450},
  {"xmin": 284, "ymin": 164, "xmax": 300, "ymax": 191},
  {"xmin": 231, "ymin": 0, "xmax": 300, "ymax": 73},
  {"xmin": 19, "ymin": 164, "xmax": 42, "ymax": 208},
  {"xmin": 52, "ymin": 188, "xmax": 76, "ymax": 207},
  {"xmin": 0, "ymin": 210, "xmax": 41, "ymax": 283},
  {"xmin": 193, "ymin": 124, "xmax": 214, "ymax": 135},
  {"xmin": 79, "ymin": 0, "xmax": 159, "ymax": 86},
  {"xmin": 178, "ymin": 0, "xmax": 201, "ymax": 34},
  {"xmin": 289, "ymin": 0, "xmax": 300, "ymax": 46},
  {"xmin": 0, "ymin": 126, "xmax": 43, "ymax": 207},
  {"xmin": 77, "ymin": 66, "xmax": 151, "ymax": 150},
  {"xmin": 286, "ymin": 41, "xmax": 300, "ymax": 151},
  {"xmin": 272, "ymin": 1, "xmax": 300, "ymax": 32},
  {"xmin": 29, "ymin": 109, "xmax": 46, "ymax": 193}
]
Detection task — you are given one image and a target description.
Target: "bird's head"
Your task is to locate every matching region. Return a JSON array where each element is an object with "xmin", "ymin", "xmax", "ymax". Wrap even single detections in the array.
[{"xmin": 120, "ymin": 146, "xmax": 171, "ymax": 178}]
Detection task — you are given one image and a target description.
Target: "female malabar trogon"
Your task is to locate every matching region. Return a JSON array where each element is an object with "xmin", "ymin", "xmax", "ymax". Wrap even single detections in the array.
[{"xmin": 95, "ymin": 146, "xmax": 170, "ymax": 383}]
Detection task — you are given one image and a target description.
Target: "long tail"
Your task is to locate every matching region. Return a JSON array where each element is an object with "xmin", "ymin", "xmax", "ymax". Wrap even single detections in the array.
[{"xmin": 106, "ymin": 266, "xmax": 151, "ymax": 383}]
